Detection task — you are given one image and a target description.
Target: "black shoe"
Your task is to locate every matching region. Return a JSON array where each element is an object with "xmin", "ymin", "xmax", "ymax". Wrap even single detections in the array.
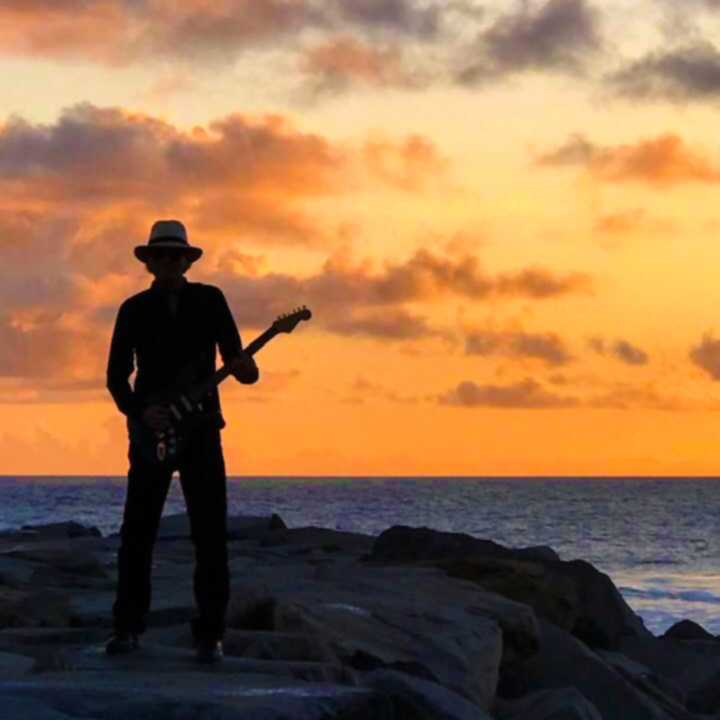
[
  {"xmin": 105, "ymin": 631, "xmax": 140, "ymax": 656},
  {"xmin": 195, "ymin": 639, "xmax": 223, "ymax": 664}
]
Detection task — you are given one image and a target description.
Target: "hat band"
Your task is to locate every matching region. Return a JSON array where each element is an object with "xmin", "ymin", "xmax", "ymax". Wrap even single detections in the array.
[{"xmin": 148, "ymin": 236, "xmax": 189, "ymax": 246}]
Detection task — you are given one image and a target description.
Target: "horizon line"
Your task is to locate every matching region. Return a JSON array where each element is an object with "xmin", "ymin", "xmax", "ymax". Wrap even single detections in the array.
[{"xmin": 1, "ymin": 474, "xmax": 720, "ymax": 480}]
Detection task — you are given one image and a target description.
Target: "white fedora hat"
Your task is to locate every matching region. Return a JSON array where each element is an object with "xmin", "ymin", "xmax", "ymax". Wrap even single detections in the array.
[{"xmin": 134, "ymin": 219, "xmax": 203, "ymax": 262}]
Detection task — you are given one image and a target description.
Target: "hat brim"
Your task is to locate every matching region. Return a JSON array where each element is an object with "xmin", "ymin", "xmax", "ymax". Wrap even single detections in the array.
[{"xmin": 134, "ymin": 245, "xmax": 203, "ymax": 262}]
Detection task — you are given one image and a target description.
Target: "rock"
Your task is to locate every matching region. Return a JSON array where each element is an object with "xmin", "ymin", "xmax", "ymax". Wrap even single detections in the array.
[
  {"xmin": 593, "ymin": 648, "xmax": 690, "ymax": 713},
  {"xmin": 503, "ymin": 617, "xmax": 683, "ymax": 720},
  {"xmin": 663, "ymin": 619, "xmax": 715, "ymax": 641},
  {"xmin": 0, "ymin": 627, "xmax": 109, "ymax": 647},
  {"xmin": 54, "ymin": 640, "xmax": 356, "ymax": 684},
  {"xmin": 493, "ymin": 687, "xmax": 602, "ymax": 719},
  {"xmin": 259, "ymin": 527, "xmax": 376, "ymax": 555},
  {"xmin": 618, "ymin": 632, "xmax": 720, "ymax": 710},
  {"xmin": 17, "ymin": 521, "xmax": 101, "ymax": 539},
  {"xmin": 516, "ymin": 546, "xmax": 561, "ymax": 563},
  {"xmin": 687, "ymin": 674, "xmax": 720, "ymax": 713},
  {"xmin": 369, "ymin": 525, "xmax": 651, "ymax": 650},
  {"xmin": 154, "ymin": 512, "xmax": 287, "ymax": 541},
  {"xmin": 361, "ymin": 668, "xmax": 495, "ymax": 719},
  {"xmin": 223, "ymin": 630, "xmax": 339, "ymax": 663},
  {"xmin": 0, "ymin": 517, "xmax": 708, "ymax": 719},
  {"xmin": 0, "ymin": 695, "xmax": 78, "ymax": 720},
  {"xmin": 0, "ymin": 589, "xmax": 73, "ymax": 629},
  {"xmin": 1, "ymin": 547, "xmax": 108, "ymax": 579},
  {"xmin": 0, "ymin": 556, "xmax": 38, "ymax": 587},
  {"xmin": 0, "ymin": 673, "xmax": 395, "ymax": 720},
  {"xmin": 0, "ymin": 649, "xmax": 36, "ymax": 677},
  {"xmin": 225, "ymin": 562, "xmax": 519, "ymax": 711}
]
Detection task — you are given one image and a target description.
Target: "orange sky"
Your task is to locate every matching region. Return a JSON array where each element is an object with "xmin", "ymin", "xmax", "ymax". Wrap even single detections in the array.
[{"xmin": 3, "ymin": 0, "xmax": 720, "ymax": 475}]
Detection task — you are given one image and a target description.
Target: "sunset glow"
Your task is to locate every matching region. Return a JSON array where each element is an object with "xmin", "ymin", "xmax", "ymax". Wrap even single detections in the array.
[{"xmin": 3, "ymin": 0, "xmax": 720, "ymax": 475}]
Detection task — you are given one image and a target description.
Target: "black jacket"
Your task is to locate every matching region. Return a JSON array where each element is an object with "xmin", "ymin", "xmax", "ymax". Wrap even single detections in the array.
[{"xmin": 106, "ymin": 279, "xmax": 250, "ymax": 429}]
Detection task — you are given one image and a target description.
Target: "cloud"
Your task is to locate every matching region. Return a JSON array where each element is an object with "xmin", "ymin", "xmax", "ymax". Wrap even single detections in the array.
[
  {"xmin": 0, "ymin": 311, "xmax": 103, "ymax": 386},
  {"xmin": 613, "ymin": 340, "xmax": 650, "ymax": 366},
  {"xmin": 333, "ymin": 0, "xmax": 440, "ymax": 38},
  {"xmin": 0, "ymin": 102, "xmax": 372, "ymax": 271},
  {"xmin": 466, "ymin": 329, "xmax": 573, "ymax": 365},
  {"xmin": 535, "ymin": 132, "xmax": 720, "ymax": 185},
  {"xmin": 362, "ymin": 133, "xmax": 450, "ymax": 191},
  {"xmin": 0, "ymin": 0, "xmax": 452, "ymax": 67},
  {"xmin": 689, "ymin": 332, "xmax": 720, "ymax": 380},
  {"xmin": 455, "ymin": 0, "xmax": 602, "ymax": 85},
  {"xmin": 324, "ymin": 307, "xmax": 443, "ymax": 340},
  {"xmin": 299, "ymin": 36, "xmax": 429, "ymax": 94},
  {"xmin": 0, "ymin": 101, "xmax": 595, "ymax": 402},
  {"xmin": 342, "ymin": 374, "xmax": 421, "ymax": 405},
  {"xmin": 197, "ymin": 246, "xmax": 592, "ymax": 340},
  {"xmin": 585, "ymin": 382, "xmax": 684, "ymax": 411},
  {"xmin": 0, "ymin": 103, "xmax": 455, "ymax": 255},
  {"xmin": 316, "ymin": 247, "xmax": 590, "ymax": 305},
  {"xmin": 438, "ymin": 378, "xmax": 580, "ymax": 408},
  {"xmin": 607, "ymin": 41, "xmax": 720, "ymax": 102},
  {"xmin": 0, "ymin": 1, "xmax": 328, "ymax": 66},
  {"xmin": 0, "ymin": 103, "xmax": 345, "ymax": 203},
  {"xmin": 588, "ymin": 336, "xmax": 650, "ymax": 365}
]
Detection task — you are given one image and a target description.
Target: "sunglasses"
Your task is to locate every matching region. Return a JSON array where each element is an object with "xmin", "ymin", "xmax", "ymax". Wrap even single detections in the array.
[{"xmin": 149, "ymin": 249, "xmax": 189, "ymax": 260}]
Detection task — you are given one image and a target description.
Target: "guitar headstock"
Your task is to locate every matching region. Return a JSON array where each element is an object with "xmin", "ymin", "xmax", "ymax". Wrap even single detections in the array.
[{"xmin": 272, "ymin": 305, "xmax": 312, "ymax": 334}]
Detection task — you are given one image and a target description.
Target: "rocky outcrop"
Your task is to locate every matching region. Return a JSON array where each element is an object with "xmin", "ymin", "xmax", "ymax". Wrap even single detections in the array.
[
  {"xmin": 369, "ymin": 525, "xmax": 653, "ymax": 650},
  {"xmin": 0, "ymin": 518, "xmax": 716, "ymax": 719}
]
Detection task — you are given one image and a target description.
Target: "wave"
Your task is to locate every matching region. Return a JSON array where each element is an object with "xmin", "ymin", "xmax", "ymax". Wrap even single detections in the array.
[{"xmin": 620, "ymin": 585, "xmax": 720, "ymax": 604}]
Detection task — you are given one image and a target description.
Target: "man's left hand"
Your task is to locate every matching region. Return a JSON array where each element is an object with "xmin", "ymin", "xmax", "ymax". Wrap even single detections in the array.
[{"xmin": 230, "ymin": 351, "xmax": 259, "ymax": 384}]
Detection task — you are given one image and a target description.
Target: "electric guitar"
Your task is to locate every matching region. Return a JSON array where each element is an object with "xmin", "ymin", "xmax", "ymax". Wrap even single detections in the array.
[{"xmin": 128, "ymin": 305, "xmax": 311, "ymax": 467}]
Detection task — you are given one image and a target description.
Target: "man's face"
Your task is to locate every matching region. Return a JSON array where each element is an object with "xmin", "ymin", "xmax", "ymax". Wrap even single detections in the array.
[{"xmin": 145, "ymin": 248, "xmax": 192, "ymax": 280}]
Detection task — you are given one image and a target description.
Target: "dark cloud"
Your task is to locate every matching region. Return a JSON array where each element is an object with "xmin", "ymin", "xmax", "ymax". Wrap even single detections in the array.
[
  {"xmin": 0, "ymin": 104, "xmax": 343, "ymax": 195},
  {"xmin": 613, "ymin": 340, "xmax": 649, "ymax": 366},
  {"xmin": 325, "ymin": 308, "xmax": 441, "ymax": 339},
  {"xmin": 0, "ymin": 0, "xmax": 455, "ymax": 66},
  {"xmin": 495, "ymin": 267, "xmax": 591, "ymax": 298},
  {"xmin": 0, "ymin": 102, "xmax": 353, "ymax": 254},
  {"xmin": 455, "ymin": 0, "xmax": 602, "ymax": 85},
  {"xmin": 437, "ymin": 378, "xmax": 579, "ymax": 408},
  {"xmin": 334, "ymin": 0, "xmax": 440, "ymax": 38},
  {"xmin": 535, "ymin": 132, "xmax": 720, "ymax": 185},
  {"xmin": 343, "ymin": 374, "xmax": 421, "ymax": 405},
  {"xmin": 0, "ymin": 103, "xmax": 455, "ymax": 251},
  {"xmin": 198, "ymin": 247, "xmax": 592, "ymax": 338},
  {"xmin": 588, "ymin": 336, "xmax": 650, "ymax": 365},
  {"xmin": 585, "ymin": 383, "xmax": 683, "ymax": 411},
  {"xmin": 607, "ymin": 41, "xmax": 720, "ymax": 101},
  {"xmin": 298, "ymin": 36, "xmax": 430, "ymax": 95},
  {"xmin": 323, "ymin": 248, "xmax": 589, "ymax": 304},
  {"xmin": 466, "ymin": 329, "xmax": 573, "ymax": 366},
  {"xmin": 689, "ymin": 332, "xmax": 720, "ymax": 379}
]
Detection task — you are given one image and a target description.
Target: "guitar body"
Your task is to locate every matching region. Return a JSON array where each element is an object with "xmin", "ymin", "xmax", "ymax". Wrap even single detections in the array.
[
  {"xmin": 128, "ymin": 415, "xmax": 184, "ymax": 469},
  {"xmin": 125, "ymin": 305, "xmax": 312, "ymax": 470}
]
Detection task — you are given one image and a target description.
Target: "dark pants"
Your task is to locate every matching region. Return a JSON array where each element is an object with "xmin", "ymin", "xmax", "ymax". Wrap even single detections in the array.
[{"xmin": 112, "ymin": 425, "xmax": 230, "ymax": 643}]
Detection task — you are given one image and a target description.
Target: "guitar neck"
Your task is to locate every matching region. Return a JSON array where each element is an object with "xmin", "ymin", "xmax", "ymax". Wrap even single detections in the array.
[{"xmin": 189, "ymin": 327, "xmax": 276, "ymax": 401}]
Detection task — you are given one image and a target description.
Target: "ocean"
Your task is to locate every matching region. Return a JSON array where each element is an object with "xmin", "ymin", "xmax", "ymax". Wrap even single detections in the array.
[{"xmin": 0, "ymin": 475, "xmax": 718, "ymax": 638}]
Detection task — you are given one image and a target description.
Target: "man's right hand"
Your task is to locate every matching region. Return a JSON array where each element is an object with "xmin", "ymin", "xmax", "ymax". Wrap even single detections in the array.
[{"xmin": 142, "ymin": 404, "xmax": 171, "ymax": 431}]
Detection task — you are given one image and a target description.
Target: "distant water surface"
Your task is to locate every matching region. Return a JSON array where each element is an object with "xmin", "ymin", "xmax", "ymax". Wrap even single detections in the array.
[{"xmin": 1, "ymin": 475, "xmax": 718, "ymax": 637}]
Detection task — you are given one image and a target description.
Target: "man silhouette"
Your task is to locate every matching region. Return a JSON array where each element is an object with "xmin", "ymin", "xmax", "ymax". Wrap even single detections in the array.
[{"xmin": 105, "ymin": 219, "xmax": 258, "ymax": 663}]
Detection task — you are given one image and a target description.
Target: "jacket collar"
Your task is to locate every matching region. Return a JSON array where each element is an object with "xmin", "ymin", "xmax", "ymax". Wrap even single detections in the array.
[{"xmin": 150, "ymin": 277, "xmax": 189, "ymax": 294}]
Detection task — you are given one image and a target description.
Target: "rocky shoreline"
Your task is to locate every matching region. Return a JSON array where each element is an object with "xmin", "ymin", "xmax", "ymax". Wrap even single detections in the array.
[{"xmin": 0, "ymin": 515, "xmax": 719, "ymax": 719}]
